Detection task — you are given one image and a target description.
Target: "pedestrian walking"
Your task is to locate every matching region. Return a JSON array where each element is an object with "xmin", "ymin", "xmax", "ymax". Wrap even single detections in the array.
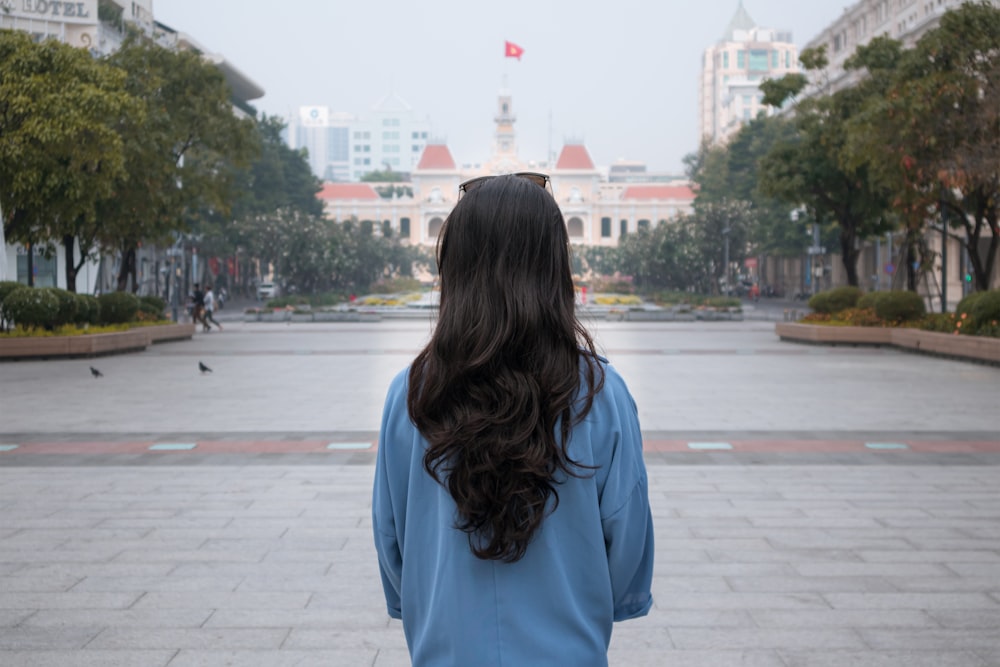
[
  {"xmin": 191, "ymin": 283, "xmax": 206, "ymax": 328},
  {"xmin": 372, "ymin": 173, "xmax": 654, "ymax": 666},
  {"xmin": 203, "ymin": 284, "xmax": 223, "ymax": 332}
]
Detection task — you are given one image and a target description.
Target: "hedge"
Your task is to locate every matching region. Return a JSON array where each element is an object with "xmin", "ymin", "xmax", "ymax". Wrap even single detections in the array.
[
  {"xmin": 0, "ymin": 280, "xmax": 23, "ymax": 329},
  {"xmin": 75, "ymin": 294, "xmax": 101, "ymax": 325},
  {"xmin": 98, "ymin": 291, "xmax": 140, "ymax": 324},
  {"xmin": 871, "ymin": 290, "xmax": 926, "ymax": 323},
  {"xmin": 968, "ymin": 289, "xmax": 1000, "ymax": 335},
  {"xmin": 809, "ymin": 286, "xmax": 863, "ymax": 314},
  {"xmin": 47, "ymin": 288, "xmax": 79, "ymax": 327},
  {"xmin": 2, "ymin": 286, "xmax": 59, "ymax": 330},
  {"xmin": 139, "ymin": 295, "xmax": 167, "ymax": 319}
]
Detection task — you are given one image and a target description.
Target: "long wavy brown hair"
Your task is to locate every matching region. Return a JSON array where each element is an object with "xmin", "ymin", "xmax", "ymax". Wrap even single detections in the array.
[{"xmin": 407, "ymin": 175, "xmax": 603, "ymax": 563}]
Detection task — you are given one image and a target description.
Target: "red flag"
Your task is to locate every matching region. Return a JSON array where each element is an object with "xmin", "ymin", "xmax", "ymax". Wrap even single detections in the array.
[{"xmin": 504, "ymin": 41, "xmax": 524, "ymax": 60}]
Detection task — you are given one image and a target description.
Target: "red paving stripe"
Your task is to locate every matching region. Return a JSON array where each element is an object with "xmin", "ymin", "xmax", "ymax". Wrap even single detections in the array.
[{"xmin": 2, "ymin": 440, "xmax": 999, "ymax": 456}]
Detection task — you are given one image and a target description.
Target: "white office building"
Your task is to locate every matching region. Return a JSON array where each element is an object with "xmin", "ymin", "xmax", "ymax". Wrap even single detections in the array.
[
  {"xmin": 698, "ymin": 1, "xmax": 799, "ymax": 145},
  {"xmin": 286, "ymin": 106, "xmax": 354, "ymax": 182}
]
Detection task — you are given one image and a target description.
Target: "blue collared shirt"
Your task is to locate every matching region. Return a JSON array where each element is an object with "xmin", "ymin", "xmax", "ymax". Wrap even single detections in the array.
[{"xmin": 373, "ymin": 361, "xmax": 654, "ymax": 666}]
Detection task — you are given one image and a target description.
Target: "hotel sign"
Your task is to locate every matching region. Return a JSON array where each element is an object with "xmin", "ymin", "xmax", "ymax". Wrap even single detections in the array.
[{"xmin": 2, "ymin": 1, "xmax": 97, "ymax": 25}]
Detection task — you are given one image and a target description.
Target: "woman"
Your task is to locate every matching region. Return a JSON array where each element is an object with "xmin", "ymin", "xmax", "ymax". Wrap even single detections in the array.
[{"xmin": 373, "ymin": 174, "xmax": 653, "ymax": 666}]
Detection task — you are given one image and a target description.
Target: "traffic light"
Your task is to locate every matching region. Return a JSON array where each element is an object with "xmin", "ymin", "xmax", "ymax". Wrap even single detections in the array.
[{"xmin": 965, "ymin": 273, "xmax": 973, "ymax": 283}]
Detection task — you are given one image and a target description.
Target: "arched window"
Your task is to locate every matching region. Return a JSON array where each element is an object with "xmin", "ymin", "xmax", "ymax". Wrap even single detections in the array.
[
  {"xmin": 567, "ymin": 217, "xmax": 584, "ymax": 238},
  {"xmin": 428, "ymin": 217, "xmax": 445, "ymax": 238}
]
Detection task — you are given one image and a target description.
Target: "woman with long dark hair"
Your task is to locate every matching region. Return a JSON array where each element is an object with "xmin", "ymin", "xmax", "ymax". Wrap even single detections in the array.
[{"xmin": 373, "ymin": 173, "xmax": 653, "ymax": 666}]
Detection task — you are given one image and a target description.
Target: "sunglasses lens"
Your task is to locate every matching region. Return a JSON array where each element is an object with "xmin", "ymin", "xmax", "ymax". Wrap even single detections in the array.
[
  {"xmin": 458, "ymin": 177, "xmax": 488, "ymax": 194},
  {"xmin": 459, "ymin": 173, "xmax": 550, "ymax": 196},
  {"xmin": 517, "ymin": 173, "xmax": 549, "ymax": 189}
]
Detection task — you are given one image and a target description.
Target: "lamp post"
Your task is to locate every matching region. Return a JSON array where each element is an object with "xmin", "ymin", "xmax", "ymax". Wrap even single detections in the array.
[
  {"xmin": 722, "ymin": 226, "xmax": 730, "ymax": 296},
  {"xmin": 940, "ymin": 184, "xmax": 948, "ymax": 313}
]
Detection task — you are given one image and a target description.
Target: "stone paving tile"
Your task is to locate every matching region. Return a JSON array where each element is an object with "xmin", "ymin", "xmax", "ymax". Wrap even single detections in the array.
[
  {"xmin": 0, "ymin": 650, "xmax": 176, "ymax": 666},
  {"xmin": 85, "ymin": 627, "xmax": 289, "ymax": 650},
  {"xmin": 167, "ymin": 649, "xmax": 379, "ymax": 667},
  {"xmin": 1, "ymin": 461, "xmax": 999, "ymax": 665},
  {"xmin": 606, "ymin": 650, "xmax": 787, "ymax": 667},
  {"xmin": 778, "ymin": 650, "xmax": 988, "ymax": 666}
]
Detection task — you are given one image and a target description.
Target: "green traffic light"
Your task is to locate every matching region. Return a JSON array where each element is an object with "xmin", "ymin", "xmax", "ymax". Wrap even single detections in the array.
[{"xmin": 964, "ymin": 273, "xmax": 972, "ymax": 282}]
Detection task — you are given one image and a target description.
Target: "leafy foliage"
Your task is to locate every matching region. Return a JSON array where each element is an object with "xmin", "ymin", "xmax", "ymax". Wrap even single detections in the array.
[
  {"xmin": 2, "ymin": 286, "xmax": 59, "ymax": 330},
  {"xmin": 97, "ymin": 291, "xmax": 140, "ymax": 324},
  {"xmin": 808, "ymin": 286, "xmax": 863, "ymax": 314}
]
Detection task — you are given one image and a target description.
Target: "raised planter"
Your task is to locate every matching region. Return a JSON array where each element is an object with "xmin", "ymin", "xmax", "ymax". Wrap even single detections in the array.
[
  {"xmin": 891, "ymin": 328, "xmax": 1000, "ymax": 364},
  {"xmin": 775, "ymin": 322, "xmax": 1000, "ymax": 365},
  {"xmin": 313, "ymin": 311, "xmax": 362, "ymax": 322},
  {"xmin": 775, "ymin": 322, "xmax": 893, "ymax": 345},
  {"xmin": 0, "ymin": 322, "xmax": 195, "ymax": 360},
  {"xmin": 145, "ymin": 323, "xmax": 196, "ymax": 344}
]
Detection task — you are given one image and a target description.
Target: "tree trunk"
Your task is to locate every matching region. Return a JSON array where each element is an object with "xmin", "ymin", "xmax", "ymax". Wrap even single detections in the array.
[
  {"xmin": 116, "ymin": 244, "xmax": 135, "ymax": 292},
  {"xmin": 905, "ymin": 239, "xmax": 917, "ymax": 291},
  {"xmin": 839, "ymin": 225, "xmax": 859, "ymax": 287},
  {"xmin": 26, "ymin": 241, "xmax": 34, "ymax": 287},
  {"xmin": 63, "ymin": 235, "xmax": 77, "ymax": 293}
]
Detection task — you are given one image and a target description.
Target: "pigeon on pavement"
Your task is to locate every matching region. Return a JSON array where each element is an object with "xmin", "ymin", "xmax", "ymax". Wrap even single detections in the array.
[
  {"xmin": 199, "ymin": 362, "xmax": 212, "ymax": 374},
  {"xmin": 90, "ymin": 366, "xmax": 103, "ymax": 378}
]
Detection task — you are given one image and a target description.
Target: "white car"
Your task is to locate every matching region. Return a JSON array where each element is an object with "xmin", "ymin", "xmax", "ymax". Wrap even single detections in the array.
[{"xmin": 257, "ymin": 282, "xmax": 279, "ymax": 299}]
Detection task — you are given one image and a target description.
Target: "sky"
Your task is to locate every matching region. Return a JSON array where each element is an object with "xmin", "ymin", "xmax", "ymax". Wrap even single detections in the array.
[{"xmin": 153, "ymin": 1, "xmax": 844, "ymax": 175}]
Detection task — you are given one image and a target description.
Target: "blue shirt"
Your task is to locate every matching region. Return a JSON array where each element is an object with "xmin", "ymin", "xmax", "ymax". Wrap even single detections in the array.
[{"xmin": 372, "ymin": 361, "xmax": 654, "ymax": 666}]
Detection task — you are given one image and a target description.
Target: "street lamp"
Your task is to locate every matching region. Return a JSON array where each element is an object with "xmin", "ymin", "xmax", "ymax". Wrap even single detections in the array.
[{"xmin": 722, "ymin": 226, "xmax": 730, "ymax": 296}]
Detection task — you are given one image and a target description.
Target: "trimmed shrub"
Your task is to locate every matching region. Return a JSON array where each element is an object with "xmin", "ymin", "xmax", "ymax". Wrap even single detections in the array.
[
  {"xmin": 954, "ymin": 291, "xmax": 985, "ymax": 335},
  {"xmin": 0, "ymin": 280, "xmax": 24, "ymax": 329},
  {"xmin": 872, "ymin": 290, "xmax": 926, "ymax": 323},
  {"xmin": 809, "ymin": 286, "xmax": 863, "ymax": 314},
  {"xmin": 139, "ymin": 295, "xmax": 167, "ymax": 319},
  {"xmin": 969, "ymin": 290, "xmax": 1000, "ymax": 335},
  {"xmin": 857, "ymin": 292, "xmax": 878, "ymax": 310},
  {"xmin": 46, "ymin": 288, "xmax": 79, "ymax": 327},
  {"xmin": 74, "ymin": 294, "xmax": 101, "ymax": 325},
  {"xmin": 2, "ymin": 286, "xmax": 59, "ymax": 330},
  {"xmin": 97, "ymin": 291, "xmax": 140, "ymax": 324},
  {"xmin": 840, "ymin": 307, "xmax": 884, "ymax": 327},
  {"xmin": 919, "ymin": 312, "xmax": 957, "ymax": 333}
]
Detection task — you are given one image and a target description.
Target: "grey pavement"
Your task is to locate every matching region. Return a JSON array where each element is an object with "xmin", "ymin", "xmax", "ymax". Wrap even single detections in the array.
[{"xmin": 2, "ymin": 320, "xmax": 1000, "ymax": 666}]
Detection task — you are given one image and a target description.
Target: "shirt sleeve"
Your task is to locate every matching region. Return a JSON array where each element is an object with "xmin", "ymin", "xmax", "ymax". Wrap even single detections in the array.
[
  {"xmin": 372, "ymin": 372, "xmax": 406, "ymax": 619},
  {"xmin": 599, "ymin": 376, "xmax": 655, "ymax": 621}
]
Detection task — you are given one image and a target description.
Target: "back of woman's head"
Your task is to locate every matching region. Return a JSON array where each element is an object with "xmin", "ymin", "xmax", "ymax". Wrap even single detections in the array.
[{"xmin": 408, "ymin": 174, "xmax": 603, "ymax": 563}]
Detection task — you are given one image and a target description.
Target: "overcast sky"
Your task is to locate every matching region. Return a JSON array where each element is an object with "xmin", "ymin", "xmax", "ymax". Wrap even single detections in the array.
[{"xmin": 153, "ymin": 1, "xmax": 843, "ymax": 175}]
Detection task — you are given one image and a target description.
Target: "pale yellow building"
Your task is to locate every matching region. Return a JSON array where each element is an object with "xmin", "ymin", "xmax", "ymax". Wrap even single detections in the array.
[{"xmin": 317, "ymin": 89, "xmax": 695, "ymax": 250}]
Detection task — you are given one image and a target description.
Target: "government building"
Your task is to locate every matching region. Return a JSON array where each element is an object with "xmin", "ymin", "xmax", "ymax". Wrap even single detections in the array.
[{"xmin": 315, "ymin": 87, "xmax": 696, "ymax": 248}]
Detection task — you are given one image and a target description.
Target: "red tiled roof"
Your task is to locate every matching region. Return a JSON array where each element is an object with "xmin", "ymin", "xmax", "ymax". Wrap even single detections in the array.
[
  {"xmin": 317, "ymin": 183, "xmax": 379, "ymax": 201},
  {"xmin": 416, "ymin": 144, "xmax": 457, "ymax": 170},
  {"xmin": 621, "ymin": 185, "xmax": 696, "ymax": 201},
  {"xmin": 555, "ymin": 144, "xmax": 595, "ymax": 170}
]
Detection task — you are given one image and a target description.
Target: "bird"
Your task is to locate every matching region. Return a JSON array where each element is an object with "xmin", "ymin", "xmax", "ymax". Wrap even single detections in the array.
[
  {"xmin": 198, "ymin": 362, "xmax": 212, "ymax": 374},
  {"xmin": 89, "ymin": 366, "xmax": 103, "ymax": 378}
]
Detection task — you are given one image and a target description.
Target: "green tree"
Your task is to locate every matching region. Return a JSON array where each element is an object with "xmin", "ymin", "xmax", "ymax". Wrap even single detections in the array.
[
  {"xmin": 206, "ymin": 114, "xmax": 321, "ymax": 290},
  {"xmin": 759, "ymin": 45, "xmax": 895, "ymax": 286},
  {"xmin": 361, "ymin": 168, "xmax": 413, "ymax": 199},
  {"xmin": 847, "ymin": 3, "xmax": 1000, "ymax": 291},
  {"xmin": 0, "ymin": 31, "xmax": 136, "ymax": 289},
  {"xmin": 687, "ymin": 116, "xmax": 806, "ymax": 257},
  {"xmin": 97, "ymin": 37, "xmax": 258, "ymax": 292}
]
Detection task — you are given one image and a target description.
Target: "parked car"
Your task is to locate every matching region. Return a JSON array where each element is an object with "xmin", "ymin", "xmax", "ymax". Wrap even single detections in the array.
[{"xmin": 257, "ymin": 282, "xmax": 279, "ymax": 300}]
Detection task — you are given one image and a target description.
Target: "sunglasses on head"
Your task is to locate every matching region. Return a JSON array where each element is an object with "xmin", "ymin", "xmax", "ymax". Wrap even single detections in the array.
[{"xmin": 458, "ymin": 172, "xmax": 550, "ymax": 196}]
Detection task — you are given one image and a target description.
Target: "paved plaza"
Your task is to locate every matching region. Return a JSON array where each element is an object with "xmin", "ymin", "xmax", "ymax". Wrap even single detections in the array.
[{"xmin": 1, "ymin": 317, "xmax": 999, "ymax": 665}]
